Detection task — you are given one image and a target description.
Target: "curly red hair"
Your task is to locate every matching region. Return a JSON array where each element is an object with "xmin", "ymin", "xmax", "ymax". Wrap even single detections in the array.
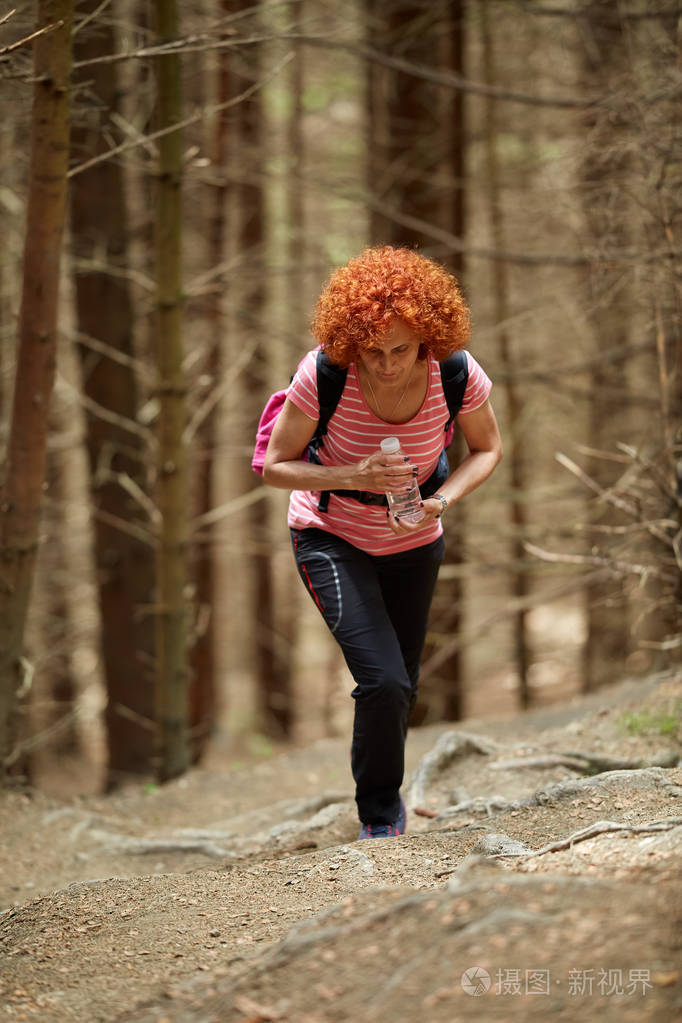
[{"xmin": 310, "ymin": 246, "xmax": 471, "ymax": 367}]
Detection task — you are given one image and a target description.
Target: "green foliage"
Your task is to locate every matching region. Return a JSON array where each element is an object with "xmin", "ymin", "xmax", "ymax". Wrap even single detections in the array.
[
  {"xmin": 619, "ymin": 704, "xmax": 681, "ymax": 738},
  {"xmin": 248, "ymin": 733, "xmax": 274, "ymax": 758},
  {"xmin": 302, "ymin": 75, "xmax": 355, "ymax": 114}
]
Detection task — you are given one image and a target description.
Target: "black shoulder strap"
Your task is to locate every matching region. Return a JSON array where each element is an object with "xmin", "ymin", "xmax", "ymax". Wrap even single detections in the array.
[
  {"xmin": 316, "ymin": 348, "xmax": 465, "ymax": 436},
  {"xmin": 439, "ymin": 349, "xmax": 469, "ymax": 430},
  {"xmin": 310, "ymin": 350, "xmax": 346, "ymax": 514},
  {"xmin": 315, "ymin": 349, "xmax": 347, "ymax": 440}
]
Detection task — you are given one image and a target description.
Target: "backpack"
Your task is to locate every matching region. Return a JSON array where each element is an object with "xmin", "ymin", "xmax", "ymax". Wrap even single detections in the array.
[
  {"xmin": 251, "ymin": 349, "xmax": 346, "ymax": 476},
  {"xmin": 252, "ymin": 348, "xmax": 469, "ymax": 511}
]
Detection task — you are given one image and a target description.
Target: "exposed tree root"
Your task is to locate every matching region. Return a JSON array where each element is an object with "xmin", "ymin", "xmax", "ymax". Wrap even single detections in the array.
[
  {"xmin": 514, "ymin": 816, "xmax": 682, "ymax": 860},
  {"xmin": 82, "ymin": 795, "xmax": 354, "ymax": 859},
  {"xmin": 434, "ymin": 766, "xmax": 680, "ymax": 822},
  {"xmin": 406, "ymin": 730, "xmax": 499, "ymax": 811},
  {"xmin": 490, "ymin": 751, "xmax": 679, "ymax": 774}
]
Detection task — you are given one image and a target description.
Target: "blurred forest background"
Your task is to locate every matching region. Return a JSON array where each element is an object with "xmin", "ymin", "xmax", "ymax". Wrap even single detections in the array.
[{"xmin": 0, "ymin": 0, "xmax": 679, "ymax": 796}]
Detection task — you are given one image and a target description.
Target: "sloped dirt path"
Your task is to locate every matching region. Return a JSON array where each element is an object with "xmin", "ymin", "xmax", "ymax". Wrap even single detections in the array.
[{"xmin": 1, "ymin": 672, "xmax": 680, "ymax": 1022}]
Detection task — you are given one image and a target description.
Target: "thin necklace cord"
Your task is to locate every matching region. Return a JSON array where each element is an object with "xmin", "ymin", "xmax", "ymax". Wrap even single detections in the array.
[{"xmin": 363, "ymin": 361, "xmax": 415, "ymax": 421}]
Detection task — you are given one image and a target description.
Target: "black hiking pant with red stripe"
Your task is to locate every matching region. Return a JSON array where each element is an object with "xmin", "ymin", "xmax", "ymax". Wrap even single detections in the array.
[{"xmin": 291, "ymin": 527, "xmax": 444, "ymax": 827}]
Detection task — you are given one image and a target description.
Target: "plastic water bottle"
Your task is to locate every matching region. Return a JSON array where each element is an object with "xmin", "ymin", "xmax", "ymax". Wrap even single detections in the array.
[{"xmin": 380, "ymin": 437, "xmax": 424, "ymax": 523}]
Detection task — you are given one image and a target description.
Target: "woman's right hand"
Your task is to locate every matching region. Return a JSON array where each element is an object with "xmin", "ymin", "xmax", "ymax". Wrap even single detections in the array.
[
  {"xmin": 354, "ymin": 449, "xmax": 416, "ymax": 493},
  {"xmin": 264, "ymin": 401, "xmax": 418, "ymax": 496}
]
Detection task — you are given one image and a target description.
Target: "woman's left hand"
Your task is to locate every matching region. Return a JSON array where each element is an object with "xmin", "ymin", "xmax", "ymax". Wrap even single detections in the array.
[
  {"xmin": 386, "ymin": 497, "xmax": 445, "ymax": 535},
  {"xmin": 386, "ymin": 400, "xmax": 503, "ymax": 536}
]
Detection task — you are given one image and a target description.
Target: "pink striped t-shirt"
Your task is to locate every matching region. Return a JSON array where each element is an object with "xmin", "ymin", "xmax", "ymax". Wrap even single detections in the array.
[{"xmin": 286, "ymin": 350, "xmax": 492, "ymax": 555}]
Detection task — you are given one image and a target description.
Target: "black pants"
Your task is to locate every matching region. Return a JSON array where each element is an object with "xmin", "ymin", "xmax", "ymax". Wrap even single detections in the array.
[{"xmin": 291, "ymin": 527, "xmax": 444, "ymax": 825}]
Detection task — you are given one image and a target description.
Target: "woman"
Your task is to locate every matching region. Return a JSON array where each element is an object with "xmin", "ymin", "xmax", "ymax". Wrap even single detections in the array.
[{"xmin": 263, "ymin": 246, "xmax": 502, "ymax": 839}]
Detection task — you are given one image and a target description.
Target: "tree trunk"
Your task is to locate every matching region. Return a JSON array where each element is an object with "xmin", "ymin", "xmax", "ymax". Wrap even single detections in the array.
[
  {"xmin": 481, "ymin": 0, "xmax": 531, "ymax": 709},
  {"xmin": 368, "ymin": 0, "xmax": 447, "ymax": 247},
  {"xmin": 366, "ymin": 1, "xmax": 468, "ymax": 722},
  {"xmin": 438, "ymin": 0, "xmax": 467, "ymax": 722},
  {"xmin": 579, "ymin": 1, "xmax": 631, "ymax": 691},
  {"xmin": 286, "ymin": 0, "xmax": 306, "ymax": 352},
  {"xmin": 0, "ymin": 122, "xmax": 7, "ymax": 438},
  {"xmin": 189, "ymin": 2, "xmax": 233, "ymax": 763},
  {"xmin": 70, "ymin": 1, "xmax": 157, "ymax": 787},
  {"xmin": 231, "ymin": 14, "xmax": 292, "ymax": 738},
  {"xmin": 635, "ymin": 12, "xmax": 681, "ymax": 665},
  {"xmin": 281, "ymin": 0, "xmax": 305, "ymax": 728},
  {"xmin": 43, "ymin": 439, "xmax": 79, "ymax": 759},
  {"xmin": 365, "ymin": 0, "xmax": 386, "ymax": 244},
  {"xmin": 0, "ymin": 0, "xmax": 73, "ymax": 780},
  {"xmin": 153, "ymin": 0, "xmax": 190, "ymax": 780}
]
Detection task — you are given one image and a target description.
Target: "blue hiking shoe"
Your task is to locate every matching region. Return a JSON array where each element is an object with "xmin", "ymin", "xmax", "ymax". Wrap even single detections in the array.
[
  {"xmin": 395, "ymin": 796, "xmax": 407, "ymax": 834},
  {"xmin": 358, "ymin": 797, "xmax": 407, "ymax": 840}
]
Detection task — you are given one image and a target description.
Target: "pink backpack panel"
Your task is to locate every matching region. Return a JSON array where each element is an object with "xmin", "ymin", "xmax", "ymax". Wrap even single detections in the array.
[{"xmin": 251, "ymin": 389, "xmax": 288, "ymax": 475}]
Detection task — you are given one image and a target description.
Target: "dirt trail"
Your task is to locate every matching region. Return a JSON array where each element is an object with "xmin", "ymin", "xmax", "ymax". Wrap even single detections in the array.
[{"xmin": 1, "ymin": 672, "xmax": 680, "ymax": 1022}]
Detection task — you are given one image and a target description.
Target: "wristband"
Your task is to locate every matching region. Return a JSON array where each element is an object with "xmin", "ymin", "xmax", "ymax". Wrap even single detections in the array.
[{"xmin": 433, "ymin": 493, "xmax": 448, "ymax": 517}]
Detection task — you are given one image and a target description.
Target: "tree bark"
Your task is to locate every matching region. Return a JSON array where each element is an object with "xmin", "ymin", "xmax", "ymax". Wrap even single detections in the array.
[
  {"xmin": 0, "ymin": 0, "xmax": 73, "ymax": 780},
  {"xmin": 367, "ymin": 0, "xmax": 447, "ymax": 248},
  {"xmin": 153, "ymin": 0, "xmax": 190, "ymax": 780},
  {"xmin": 367, "ymin": 1, "xmax": 469, "ymax": 722},
  {"xmin": 43, "ymin": 439, "xmax": 79, "ymax": 759},
  {"xmin": 189, "ymin": 1, "xmax": 232, "ymax": 763},
  {"xmin": 439, "ymin": 0, "xmax": 467, "ymax": 721},
  {"xmin": 481, "ymin": 0, "xmax": 531, "ymax": 709},
  {"xmin": 636, "ymin": 11, "xmax": 681, "ymax": 664},
  {"xmin": 70, "ymin": 1, "xmax": 157, "ymax": 787},
  {"xmin": 281, "ymin": 0, "xmax": 305, "ymax": 728},
  {"xmin": 579, "ymin": 0, "xmax": 631, "ymax": 691},
  {"xmin": 231, "ymin": 11, "xmax": 292, "ymax": 738}
]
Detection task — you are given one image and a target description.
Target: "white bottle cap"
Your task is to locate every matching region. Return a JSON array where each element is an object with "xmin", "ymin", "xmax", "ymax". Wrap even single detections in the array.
[{"xmin": 380, "ymin": 436, "xmax": 401, "ymax": 454}]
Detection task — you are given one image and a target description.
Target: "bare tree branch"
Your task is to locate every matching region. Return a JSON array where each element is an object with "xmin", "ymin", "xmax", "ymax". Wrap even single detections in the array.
[
  {"xmin": 69, "ymin": 329, "xmax": 154, "ymax": 381},
  {"xmin": 57, "ymin": 374, "xmax": 154, "ymax": 445},
  {"xmin": 73, "ymin": 0, "xmax": 112, "ymax": 37},
  {"xmin": 71, "ymin": 256, "xmax": 155, "ymax": 292},
  {"xmin": 358, "ymin": 192, "xmax": 680, "ymax": 269},
  {"xmin": 0, "ymin": 18, "xmax": 63, "ymax": 59},
  {"xmin": 92, "ymin": 467, "xmax": 161, "ymax": 526},
  {"xmin": 190, "ymin": 487, "xmax": 267, "ymax": 533},
  {"xmin": 511, "ymin": 2, "xmax": 682, "ymax": 21},
  {"xmin": 3, "ymin": 701, "xmax": 90, "ymax": 768},
  {"xmin": 299, "ymin": 35, "xmax": 593, "ymax": 109},
  {"xmin": 617, "ymin": 442, "xmax": 682, "ymax": 510},
  {"xmin": 67, "ymin": 51, "xmax": 294, "ymax": 179},
  {"xmin": 183, "ymin": 335, "xmax": 259, "ymax": 444},
  {"xmin": 523, "ymin": 541, "xmax": 672, "ymax": 582},
  {"xmin": 421, "ymin": 567, "xmax": 614, "ymax": 678},
  {"xmin": 90, "ymin": 507, "xmax": 157, "ymax": 547},
  {"xmin": 555, "ymin": 451, "xmax": 674, "ymax": 546},
  {"xmin": 64, "ymin": 21, "xmax": 590, "ymax": 111}
]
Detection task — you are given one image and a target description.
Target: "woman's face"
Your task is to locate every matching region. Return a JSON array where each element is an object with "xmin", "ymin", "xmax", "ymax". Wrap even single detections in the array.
[{"xmin": 357, "ymin": 319, "xmax": 421, "ymax": 386}]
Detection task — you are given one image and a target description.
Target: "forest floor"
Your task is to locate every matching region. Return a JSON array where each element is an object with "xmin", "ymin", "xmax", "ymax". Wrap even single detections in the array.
[{"xmin": 1, "ymin": 671, "xmax": 681, "ymax": 1023}]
